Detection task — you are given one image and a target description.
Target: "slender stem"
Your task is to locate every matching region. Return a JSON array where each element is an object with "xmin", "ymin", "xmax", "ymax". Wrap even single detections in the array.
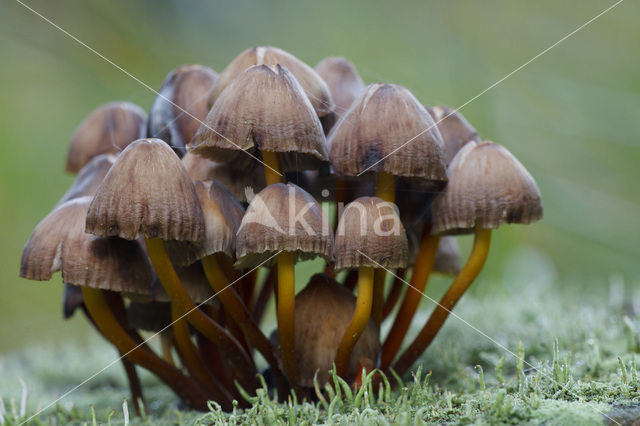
[
  {"xmin": 372, "ymin": 270, "xmax": 386, "ymax": 326},
  {"xmin": 375, "ymin": 172, "xmax": 396, "ymax": 204},
  {"xmin": 201, "ymin": 254, "xmax": 283, "ymax": 378},
  {"xmin": 262, "ymin": 150, "xmax": 284, "ymax": 186},
  {"xmin": 372, "ymin": 172, "xmax": 396, "ymax": 326},
  {"xmin": 80, "ymin": 287, "xmax": 214, "ymax": 410},
  {"xmin": 144, "ymin": 237, "xmax": 257, "ymax": 389},
  {"xmin": 277, "ymin": 251, "xmax": 298, "ymax": 385},
  {"xmin": 381, "ymin": 233, "xmax": 440, "ymax": 369},
  {"xmin": 334, "ymin": 266, "xmax": 375, "ymax": 377},
  {"xmin": 382, "ymin": 268, "xmax": 407, "ymax": 320},
  {"xmin": 392, "ymin": 229, "xmax": 492, "ymax": 376},
  {"xmin": 171, "ymin": 303, "xmax": 231, "ymax": 402}
]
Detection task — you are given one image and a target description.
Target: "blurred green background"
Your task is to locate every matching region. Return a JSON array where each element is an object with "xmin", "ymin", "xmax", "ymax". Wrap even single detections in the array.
[{"xmin": 1, "ymin": 0, "xmax": 638, "ymax": 353}]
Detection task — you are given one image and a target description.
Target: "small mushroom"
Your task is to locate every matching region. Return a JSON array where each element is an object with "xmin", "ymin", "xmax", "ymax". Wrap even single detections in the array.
[
  {"xmin": 85, "ymin": 138, "xmax": 256, "ymax": 388},
  {"xmin": 295, "ymin": 273, "xmax": 380, "ymax": 387},
  {"xmin": 19, "ymin": 197, "xmax": 214, "ymax": 409},
  {"xmin": 166, "ymin": 180, "xmax": 284, "ymax": 383},
  {"xmin": 236, "ymin": 182, "xmax": 333, "ymax": 386},
  {"xmin": 65, "ymin": 101, "xmax": 147, "ymax": 173},
  {"xmin": 328, "ymin": 84, "xmax": 447, "ymax": 324},
  {"xmin": 393, "ymin": 141, "xmax": 543, "ymax": 376},
  {"xmin": 314, "ymin": 56, "xmax": 365, "ymax": 134},
  {"xmin": 333, "ymin": 196, "xmax": 408, "ymax": 377},
  {"xmin": 207, "ymin": 46, "xmax": 334, "ymax": 117},
  {"xmin": 149, "ymin": 64, "xmax": 218, "ymax": 156},
  {"xmin": 191, "ymin": 64, "xmax": 328, "ymax": 185}
]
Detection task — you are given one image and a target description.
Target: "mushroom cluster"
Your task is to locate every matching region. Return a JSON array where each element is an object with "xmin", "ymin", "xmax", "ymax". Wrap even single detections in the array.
[{"xmin": 20, "ymin": 46, "xmax": 542, "ymax": 410}]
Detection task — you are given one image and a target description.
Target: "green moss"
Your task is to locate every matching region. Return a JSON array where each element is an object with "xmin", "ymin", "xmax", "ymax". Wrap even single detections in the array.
[{"xmin": 1, "ymin": 280, "xmax": 638, "ymax": 425}]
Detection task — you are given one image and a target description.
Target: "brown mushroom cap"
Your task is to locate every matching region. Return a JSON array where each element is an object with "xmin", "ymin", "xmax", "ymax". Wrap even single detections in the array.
[
  {"xmin": 315, "ymin": 56, "xmax": 365, "ymax": 134},
  {"xmin": 85, "ymin": 138, "xmax": 205, "ymax": 241},
  {"xmin": 328, "ymin": 84, "xmax": 446, "ymax": 184},
  {"xmin": 182, "ymin": 152, "xmax": 266, "ymax": 203},
  {"xmin": 66, "ymin": 101, "xmax": 147, "ymax": 174},
  {"xmin": 56, "ymin": 154, "xmax": 116, "ymax": 208},
  {"xmin": 432, "ymin": 141, "xmax": 543, "ymax": 235},
  {"xmin": 20, "ymin": 197, "xmax": 153, "ymax": 295},
  {"xmin": 315, "ymin": 57, "xmax": 365, "ymax": 116},
  {"xmin": 191, "ymin": 64, "xmax": 328, "ymax": 171},
  {"xmin": 295, "ymin": 273, "xmax": 380, "ymax": 386},
  {"xmin": 235, "ymin": 183, "xmax": 333, "ymax": 268},
  {"xmin": 427, "ymin": 105, "xmax": 480, "ymax": 165},
  {"xmin": 334, "ymin": 196, "xmax": 408, "ymax": 269},
  {"xmin": 207, "ymin": 46, "xmax": 334, "ymax": 117},
  {"xmin": 166, "ymin": 180, "xmax": 245, "ymax": 266},
  {"xmin": 149, "ymin": 64, "xmax": 218, "ymax": 156}
]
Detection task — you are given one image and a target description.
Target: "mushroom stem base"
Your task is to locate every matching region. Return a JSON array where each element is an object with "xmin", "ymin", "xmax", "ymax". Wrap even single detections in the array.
[
  {"xmin": 80, "ymin": 286, "xmax": 213, "ymax": 410},
  {"xmin": 392, "ymin": 228, "xmax": 492, "ymax": 376},
  {"xmin": 276, "ymin": 251, "xmax": 298, "ymax": 386},
  {"xmin": 381, "ymin": 233, "xmax": 440, "ymax": 369}
]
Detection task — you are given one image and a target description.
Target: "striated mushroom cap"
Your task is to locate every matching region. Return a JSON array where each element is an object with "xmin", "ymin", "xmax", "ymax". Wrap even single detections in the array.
[
  {"xmin": 207, "ymin": 46, "xmax": 334, "ymax": 117},
  {"xmin": 85, "ymin": 138, "xmax": 205, "ymax": 241},
  {"xmin": 328, "ymin": 84, "xmax": 446, "ymax": 184},
  {"xmin": 66, "ymin": 101, "xmax": 147, "ymax": 173},
  {"xmin": 182, "ymin": 152, "xmax": 265, "ymax": 202},
  {"xmin": 149, "ymin": 65, "xmax": 218, "ymax": 156},
  {"xmin": 427, "ymin": 105, "xmax": 480, "ymax": 165},
  {"xmin": 56, "ymin": 154, "xmax": 116, "ymax": 208},
  {"xmin": 315, "ymin": 56, "xmax": 365, "ymax": 134},
  {"xmin": 20, "ymin": 197, "xmax": 153, "ymax": 295},
  {"xmin": 235, "ymin": 183, "xmax": 333, "ymax": 268},
  {"xmin": 295, "ymin": 273, "xmax": 380, "ymax": 387},
  {"xmin": 167, "ymin": 180, "xmax": 245, "ymax": 266},
  {"xmin": 432, "ymin": 141, "xmax": 543, "ymax": 235},
  {"xmin": 191, "ymin": 64, "xmax": 328, "ymax": 171},
  {"xmin": 334, "ymin": 197, "xmax": 408, "ymax": 270}
]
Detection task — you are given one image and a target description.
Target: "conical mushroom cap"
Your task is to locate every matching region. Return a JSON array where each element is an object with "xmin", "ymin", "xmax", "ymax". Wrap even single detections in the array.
[
  {"xmin": 167, "ymin": 181, "xmax": 245, "ymax": 266},
  {"xmin": 235, "ymin": 183, "xmax": 333, "ymax": 268},
  {"xmin": 334, "ymin": 196, "xmax": 408, "ymax": 269},
  {"xmin": 434, "ymin": 236, "xmax": 461, "ymax": 276},
  {"xmin": 315, "ymin": 56, "xmax": 365, "ymax": 118},
  {"xmin": 182, "ymin": 152, "xmax": 265, "ymax": 203},
  {"xmin": 20, "ymin": 197, "xmax": 153, "ymax": 295},
  {"xmin": 85, "ymin": 138, "xmax": 205, "ymax": 241},
  {"xmin": 328, "ymin": 84, "xmax": 446, "ymax": 183},
  {"xmin": 191, "ymin": 64, "xmax": 328, "ymax": 171},
  {"xmin": 149, "ymin": 64, "xmax": 218, "ymax": 156},
  {"xmin": 295, "ymin": 273, "xmax": 380, "ymax": 387},
  {"xmin": 66, "ymin": 101, "xmax": 147, "ymax": 173},
  {"xmin": 432, "ymin": 141, "xmax": 543, "ymax": 234},
  {"xmin": 207, "ymin": 46, "xmax": 334, "ymax": 117},
  {"xmin": 56, "ymin": 154, "xmax": 116, "ymax": 208},
  {"xmin": 428, "ymin": 105, "xmax": 480, "ymax": 165}
]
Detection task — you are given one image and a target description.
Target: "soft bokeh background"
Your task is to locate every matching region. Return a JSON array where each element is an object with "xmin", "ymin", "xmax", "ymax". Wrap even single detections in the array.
[{"xmin": 1, "ymin": 0, "xmax": 638, "ymax": 353}]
